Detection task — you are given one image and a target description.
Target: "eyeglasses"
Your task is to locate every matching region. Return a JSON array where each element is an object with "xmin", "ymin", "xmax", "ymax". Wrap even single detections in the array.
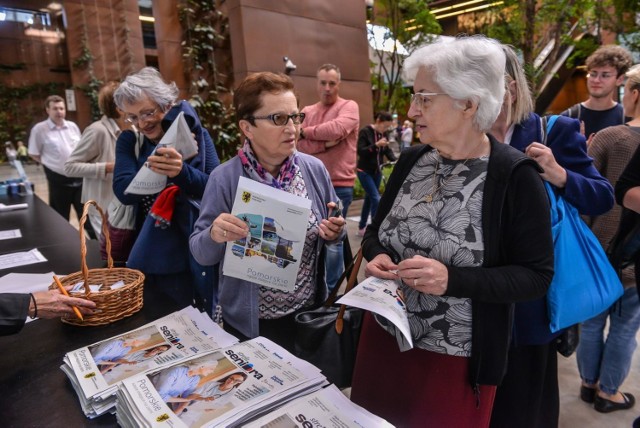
[
  {"xmin": 124, "ymin": 108, "xmax": 158, "ymax": 124},
  {"xmin": 410, "ymin": 92, "xmax": 447, "ymax": 109},
  {"xmin": 586, "ymin": 71, "xmax": 616, "ymax": 80},
  {"xmin": 248, "ymin": 112, "xmax": 306, "ymax": 126}
]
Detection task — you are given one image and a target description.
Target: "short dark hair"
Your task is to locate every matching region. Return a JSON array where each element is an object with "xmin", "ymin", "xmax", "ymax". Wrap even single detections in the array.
[
  {"xmin": 98, "ymin": 81, "xmax": 120, "ymax": 119},
  {"xmin": 586, "ymin": 45, "xmax": 633, "ymax": 76},
  {"xmin": 234, "ymin": 72, "xmax": 296, "ymax": 125},
  {"xmin": 317, "ymin": 64, "xmax": 341, "ymax": 80},
  {"xmin": 375, "ymin": 111, "xmax": 393, "ymax": 122},
  {"xmin": 45, "ymin": 95, "xmax": 64, "ymax": 109}
]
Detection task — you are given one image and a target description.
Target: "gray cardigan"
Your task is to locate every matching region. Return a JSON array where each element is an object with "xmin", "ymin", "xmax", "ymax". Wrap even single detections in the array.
[{"xmin": 190, "ymin": 152, "xmax": 342, "ymax": 338}]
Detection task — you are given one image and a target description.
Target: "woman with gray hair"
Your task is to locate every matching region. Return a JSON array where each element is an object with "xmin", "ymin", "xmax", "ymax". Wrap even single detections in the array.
[
  {"xmin": 112, "ymin": 67, "xmax": 219, "ymax": 307},
  {"xmin": 349, "ymin": 36, "xmax": 554, "ymax": 427}
]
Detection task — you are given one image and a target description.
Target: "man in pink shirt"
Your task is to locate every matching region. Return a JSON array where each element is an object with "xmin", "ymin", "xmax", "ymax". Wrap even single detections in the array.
[{"xmin": 298, "ymin": 64, "xmax": 359, "ymax": 289}]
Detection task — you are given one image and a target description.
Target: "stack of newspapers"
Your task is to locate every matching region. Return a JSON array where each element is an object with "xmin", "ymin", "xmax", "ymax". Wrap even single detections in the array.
[
  {"xmin": 243, "ymin": 384, "xmax": 394, "ymax": 428},
  {"xmin": 61, "ymin": 306, "xmax": 239, "ymax": 418},
  {"xmin": 115, "ymin": 336, "xmax": 327, "ymax": 428}
]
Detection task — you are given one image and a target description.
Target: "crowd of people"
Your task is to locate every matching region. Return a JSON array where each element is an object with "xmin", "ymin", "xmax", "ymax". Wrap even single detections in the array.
[{"xmin": 3, "ymin": 34, "xmax": 640, "ymax": 428}]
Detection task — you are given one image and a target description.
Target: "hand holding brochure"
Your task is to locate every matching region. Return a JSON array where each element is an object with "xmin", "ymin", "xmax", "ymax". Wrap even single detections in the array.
[
  {"xmin": 337, "ymin": 276, "xmax": 413, "ymax": 348},
  {"xmin": 124, "ymin": 112, "xmax": 197, "ymax": 195},
  {"xmin": 222, "ymin": 176, "xmax": 312, "ymax": 292}
]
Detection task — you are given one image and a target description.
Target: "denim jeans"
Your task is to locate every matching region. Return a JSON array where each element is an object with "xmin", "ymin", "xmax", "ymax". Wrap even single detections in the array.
[
  {"xmin": 325, "ymin": 186, "xmax": 353, "ymax": 290},
  {"xmin": 357, "ymin": 171, "xmax": 382, "ymax": 230},
  {"xmin": 576, "ymin": 286, "xmax": 640, "ymax": 394}
]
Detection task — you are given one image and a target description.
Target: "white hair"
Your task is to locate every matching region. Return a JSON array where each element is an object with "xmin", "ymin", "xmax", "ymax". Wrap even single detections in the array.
[
  {"xmin": 114, "ymin": 67, "xmax": 179, "ymax": 111},
  {"xmin": 403, "ymin": 36, "xmax": 506, "ymax": 132}
]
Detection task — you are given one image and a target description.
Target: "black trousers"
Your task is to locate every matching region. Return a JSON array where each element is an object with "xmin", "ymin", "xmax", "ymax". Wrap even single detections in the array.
[
  {"xmin": 490, "ymin": 340, "xmax": 559, "ymax": 428},
  {"xmin": 44, "ymin": 166, "xmax": 83, "ymax": 221}
]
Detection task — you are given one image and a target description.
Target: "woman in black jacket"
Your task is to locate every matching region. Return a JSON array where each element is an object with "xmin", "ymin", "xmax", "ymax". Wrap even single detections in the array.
[
  {"xmin": 349, "ymin": 36, "xmax": 554, "ymax": 428},
  {"xmin": 355, "ymin": 111, "xmax": 396, "ymax": 236}
]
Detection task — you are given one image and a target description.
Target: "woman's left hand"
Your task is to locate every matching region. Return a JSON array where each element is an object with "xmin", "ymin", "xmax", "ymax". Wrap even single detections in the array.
[
  {"xmin": 525, "ymin": 142, "xmax": 567, "ymax": 188},
  {"xmin": 147, "ymin": 146, "xmax": 183, "ymax": 178},
  {"xmin": 319, "ymin": 202, "xmax": 345, "ymax": 240},
  {"xmin": 397, "ymin": 255, "xmax": 448, "ymax": 295}
]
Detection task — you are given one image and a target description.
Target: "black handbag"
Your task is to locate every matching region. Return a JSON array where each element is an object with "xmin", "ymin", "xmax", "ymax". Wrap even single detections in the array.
[
  {"xmin": 556, "ymin": 324, "xmax": 580, "ymax": 358},
  {"xmin": 294, "ymin": 247, "xmax": 364, "ymax": 388}
]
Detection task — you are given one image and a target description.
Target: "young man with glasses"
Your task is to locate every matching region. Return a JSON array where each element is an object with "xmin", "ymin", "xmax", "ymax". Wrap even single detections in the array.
[
  {"xmin": 297, "ymin": 64, "xmax": 359, "ymax": 290},
  {"xmin": 562, "ymin": 45, "xmax": 633, "ymax": 141}
]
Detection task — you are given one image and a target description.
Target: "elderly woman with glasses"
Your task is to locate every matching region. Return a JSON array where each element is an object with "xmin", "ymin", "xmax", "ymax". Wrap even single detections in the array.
[
  {"xmin": 190, "ymin": 72, "xmax": 345, "ymax": 352},
  {"xmin": 348, "ymin": 36, "xmax": 554, "ymax": 428},
  {"xmin": 112, "ymin": 67, "xmax": 219, "ymax": 307}
]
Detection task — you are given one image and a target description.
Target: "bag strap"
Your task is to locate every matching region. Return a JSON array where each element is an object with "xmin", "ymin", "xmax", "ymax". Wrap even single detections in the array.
[
  {"xmin": 323, "ymin": 245, "xmax": 363, "ymax": 307},
  {"xmin": 335, "ymin": 249, "xmax": 364, "ymax": 334},
  {"xmin": 540, "ymin": 114, "xmax": 559, "ymax": 147}
]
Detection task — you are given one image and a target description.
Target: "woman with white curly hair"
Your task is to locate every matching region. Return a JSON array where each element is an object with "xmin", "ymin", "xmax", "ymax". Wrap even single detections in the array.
[{"xmin": 349, "ymin": 36, "xmax": 554, "ymax": 427}]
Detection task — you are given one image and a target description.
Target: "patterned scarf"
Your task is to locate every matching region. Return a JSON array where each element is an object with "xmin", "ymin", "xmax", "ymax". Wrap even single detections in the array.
[{"xmin": 237, "ymin": 139, "xmax": 299, "ymax": 190}]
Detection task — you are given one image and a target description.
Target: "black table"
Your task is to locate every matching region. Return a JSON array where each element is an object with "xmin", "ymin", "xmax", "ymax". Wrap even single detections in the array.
[{"xmin": 0, "ymin": 194, "xmax": 180, "ymax": 426}]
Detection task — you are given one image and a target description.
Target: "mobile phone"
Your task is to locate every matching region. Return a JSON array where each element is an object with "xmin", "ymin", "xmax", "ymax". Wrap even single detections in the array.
[{"xmin": 329, "ymin": 200, "xmax": 343, "ymax": 218}]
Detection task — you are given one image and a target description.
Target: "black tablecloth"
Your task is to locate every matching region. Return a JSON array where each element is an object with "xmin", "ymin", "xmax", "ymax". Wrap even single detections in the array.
[{"xmin": 0, "ymin": 194, "xmax": 179, "ymax": 426}]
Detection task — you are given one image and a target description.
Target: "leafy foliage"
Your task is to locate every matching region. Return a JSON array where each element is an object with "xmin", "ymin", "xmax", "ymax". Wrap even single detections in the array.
[
  {"xmin": 179, "ymin": 0, "xmax": 239, "ymax": 162},
  {"xmin": 368, "ymin": 0, "xmax": 441, "ymax": 114},
  {"xmin": 0, "ymin": 82, "xmax": 65, "ymax": 143}
]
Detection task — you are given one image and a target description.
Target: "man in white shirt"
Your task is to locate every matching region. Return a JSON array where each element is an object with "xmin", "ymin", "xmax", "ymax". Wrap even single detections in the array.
[{"xmin": 28, "ymin": 95, "xmax": 84, "ymax": 222}]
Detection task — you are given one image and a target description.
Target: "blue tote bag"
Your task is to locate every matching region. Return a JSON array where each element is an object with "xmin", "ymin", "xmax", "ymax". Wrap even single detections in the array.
[{"xmin": 545, "ymin": 181, "xmax": 623, "ymax": 332}]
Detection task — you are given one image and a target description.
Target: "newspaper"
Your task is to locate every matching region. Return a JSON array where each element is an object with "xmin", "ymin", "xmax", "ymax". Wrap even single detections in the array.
[
  {"xmin": 336, "ymin": 276, "xmax": 413, "ymax": 348},
  {"xmin": 62, "ymin": 306, "xmax": 238, "ymax": 418},
  {"xmin": 222, "ymin": 176, "xmax": 312, "ymax": 292},
  {"xmin": 243, "ymin": 384, "xmax": 394, "ymax": 428},
  {"xmin": 116, "ymin": 336, "xmax": 326, "ymax": 428},
  {"xmin": 124, "ymin": 112, "xmax": 198, "ymax": 195}
]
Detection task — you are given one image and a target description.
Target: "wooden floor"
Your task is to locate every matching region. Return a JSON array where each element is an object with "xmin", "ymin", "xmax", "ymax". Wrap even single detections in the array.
[{"xmin": 3, "ymin": 161, "xmax": 639, "ymax": 427}]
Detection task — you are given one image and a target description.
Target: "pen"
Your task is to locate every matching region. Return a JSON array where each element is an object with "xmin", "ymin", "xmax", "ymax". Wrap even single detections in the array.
[{"xmin": 53, "ymin": 275, "xmax": 84, "ymax": 321}]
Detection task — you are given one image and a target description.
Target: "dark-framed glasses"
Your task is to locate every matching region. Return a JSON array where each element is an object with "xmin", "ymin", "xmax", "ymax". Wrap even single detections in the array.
[
  {"xmin": 248, "ymin": 112, "xmax": 306, "ymax": 126},
  {"xmin": 124, "ymin": 108, "xmax": 158, "ymax": 124},
  {"xmin": 410, "ymin": 92, "xmax": 447, "ymax": 109},
  {"xmin": 586, "ymin": 71, "xmax": 616, "ymax": 80}
]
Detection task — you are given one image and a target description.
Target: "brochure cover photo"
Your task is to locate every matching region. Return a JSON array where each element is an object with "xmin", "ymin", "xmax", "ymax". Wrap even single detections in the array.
[{"xmin": 223, "ymin": 177, "xmax": 312, "ymax": 292}]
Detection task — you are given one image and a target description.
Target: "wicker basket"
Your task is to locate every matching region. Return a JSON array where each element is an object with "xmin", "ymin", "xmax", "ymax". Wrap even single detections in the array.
[{"xmin": 49, "ymin": 200, "xmax": 144, "ymax": 326}]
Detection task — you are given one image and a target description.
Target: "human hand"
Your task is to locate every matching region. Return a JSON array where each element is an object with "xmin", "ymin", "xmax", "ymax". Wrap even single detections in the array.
[
  {"xmin": 364, "ymin": 253, "xmax": 399, "ymax": 280},
  {"xmin": 319, "ymin": 202, "xmax": 345, "ymax": 240},
  {"xmin": 147, "ymin": 146, "xmax": 183, "ymax": 178},
  {"xmin": 586, "ymin": 133, "xmax": 596, "ymax": 147},
  {"xmin": 210, "ymin": 213, "xmax": 250, "ymax": 243},
  {"xmin": 579, "ymin": 120, "xmax": 586, "ymax": 136},
  {"xmin": 33, "ymin": 289, "xmax": 96, "ymax": 319},
  {"xmin": 397, "ymin": 255, "xmax": 448, "ymax": 295},
  {"xmin": 325, "ymin": 140, "xmax": 340, "ymax": 148},
  {"xmin": 525, "ymin": 142, "xmax": 567, "ymax": 188},
  {"xmin": 105, "ymin": 162, "xmax": 115, "ymax": 174},
  {"xmin": 375, "ymin": 138, "xmax": 389, "ymax": 147}
]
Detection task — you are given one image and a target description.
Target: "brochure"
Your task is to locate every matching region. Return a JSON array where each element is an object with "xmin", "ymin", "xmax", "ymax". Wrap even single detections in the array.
[
  {"xmin": 223, "ymin": 176, "xmax": 312, "ymax": 292},
  {"xmin": 336, "ymin": 275, "xmax": 413, "ymax": 348},
  {"xmin": 124, "ymin": 112, "xmax": 198, "ymax": 195}
]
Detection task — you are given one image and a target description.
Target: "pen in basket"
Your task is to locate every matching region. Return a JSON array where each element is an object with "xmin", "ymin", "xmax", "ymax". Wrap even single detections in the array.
[{"xmin": 53, "ymin": 275, "xmax": 84, "ymax": 321}]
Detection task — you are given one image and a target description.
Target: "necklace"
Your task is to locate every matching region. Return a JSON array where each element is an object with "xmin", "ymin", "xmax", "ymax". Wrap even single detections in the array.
[{"xmin": 424, "ymin": 137, "xmax": 487, "ymax": 203}]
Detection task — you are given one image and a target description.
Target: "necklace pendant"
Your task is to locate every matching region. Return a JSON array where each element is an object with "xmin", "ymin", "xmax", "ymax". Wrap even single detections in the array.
[{"xmin": 425, "ymin": 194, "xmax": 433, "ymax": 203}]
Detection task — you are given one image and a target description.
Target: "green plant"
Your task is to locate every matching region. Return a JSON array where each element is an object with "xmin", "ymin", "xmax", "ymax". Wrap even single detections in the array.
[
  {"xmin": 353, "ymin": 163, "xmax": 395, "ymax": 199},
  {"xmin": 0, "ymin": 82, "xmax": 65, "ymax": 143},
  {"xmin": 179, "ymin": 0, "xmax": 239, "ymax": 162},
  {"xmin": 71, "ymin": 6, "xmax": 102, "ymax": 122}
]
